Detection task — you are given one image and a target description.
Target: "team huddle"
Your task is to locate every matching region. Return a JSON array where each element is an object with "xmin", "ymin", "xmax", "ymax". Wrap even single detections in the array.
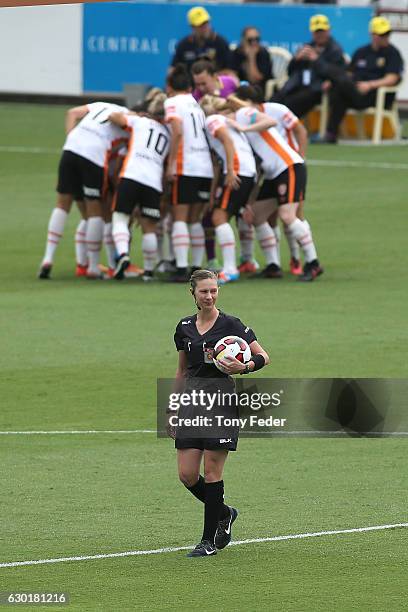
[{"xmin": 38, "ymin": 64, "xmax": 323, "ymax": 284}]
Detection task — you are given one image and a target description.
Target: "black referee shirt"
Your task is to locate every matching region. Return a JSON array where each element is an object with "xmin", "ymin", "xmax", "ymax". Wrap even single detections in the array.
[
  {"xmin": 174, "ymin": 311, "xmax": 256, "ymax": 378},
  {"xmin": 171, "ymin": 32, "xmax": 232, "ymax": 72}
]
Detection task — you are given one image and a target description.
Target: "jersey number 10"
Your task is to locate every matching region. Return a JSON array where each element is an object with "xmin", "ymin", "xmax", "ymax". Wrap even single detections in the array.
[{"xmin": 146, "ymin": 129, "xmax": 169, "ymax": 155}]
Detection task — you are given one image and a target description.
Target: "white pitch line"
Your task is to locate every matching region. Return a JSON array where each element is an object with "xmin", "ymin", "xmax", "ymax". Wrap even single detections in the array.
[
  {"xmin": 0, "ymin": 523, "xmax": 406, "ymax": 569},
  {"xmin": 0, "ymin": 430, "xmax": 407, "ymax": 436},
  {"xmin": 0, "ymin": 145, "xmax": 59, "ymax": 154},
  {"xmin": 1, "ymin": 145, "xmax": 407, "ymax": 170},
  {"xmin": 0, "ymin": 429, "xmax": 156, "ymax": 435},
  {"xmin": 307, "ymin": 158, "xmax": 408, "ymax": 170}
]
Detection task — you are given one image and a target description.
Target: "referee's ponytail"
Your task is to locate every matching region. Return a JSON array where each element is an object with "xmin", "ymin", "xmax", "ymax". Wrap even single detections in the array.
[{"xmin": 190, "ymin": 269, "xmax": 218, "ymax": 309}]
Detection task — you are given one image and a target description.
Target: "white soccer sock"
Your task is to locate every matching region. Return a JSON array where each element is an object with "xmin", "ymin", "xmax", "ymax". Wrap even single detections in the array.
[
  {"xmin": 75, "ymin": 219, "xmax": 88, "ymax": 267},
  {"xmin": 272, "ymin": 224, "xmax": 281, "ymax": 267},
  {"xmin": 172, "ymin": 221, "xmax": 189, "ymax": 268},
  {"xmin": 103, "ymin": 222, "xmax": 117, "ymax": 269},
  {"xmin": 255, "ymin": 222, "xmax": 279, "ymax": 266},
  {"xmin": 112, "ymin": 212, "xmax": 130, "ymax": 257},
  {"xmin": 287, "ymin": 218, "xmax": 317, "ymax": 263},
  {"xmin": 237, "ymin": 217, "xmax": 254, "ymax": 262},
  {"xmin": 142, "ymin": 232, "xmax": 158, "ymax": 272},
  {"xmin": 215, "ymin": 223, "xmax": 238, "ymax": 274},
  {"xmin": 189, "ymin": 222, "xmax": 205, "ymax": 268},
  {"xmin": 42, "ymin": 208, "xmax": 68, "ymax": 265},
  {"xmin": 163, "ymin": 213, "xmax": 174, "ymax": 261},
  {"xmin": 156, "ymin": 221, "xmax": 164, "ymax": 261},
  {"xmin": 86, "ymin": 216, "xmax": 104, "ymax": 274},
  {"xmin": 284, "ymin": 223, "xmax": 300, "ymax": 260}
]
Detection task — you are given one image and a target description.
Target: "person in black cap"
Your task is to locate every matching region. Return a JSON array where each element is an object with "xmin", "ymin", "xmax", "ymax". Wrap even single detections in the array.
[
  {"xmin": 322, "ymin": 16, "xmax": 404, "ymax": 143},
  {"xmin": 170, "ymin": 6, "xmax": 232, "ymax": 74},
  {"xmin": 272, "ymin": 14, "xmax": 345, "ymax": 118}
]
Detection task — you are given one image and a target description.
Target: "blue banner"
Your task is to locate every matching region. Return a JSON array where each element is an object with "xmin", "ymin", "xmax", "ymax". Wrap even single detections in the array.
[{"xmin": 83, "ymin": 2, "xmax": 372, "ymax": 93}]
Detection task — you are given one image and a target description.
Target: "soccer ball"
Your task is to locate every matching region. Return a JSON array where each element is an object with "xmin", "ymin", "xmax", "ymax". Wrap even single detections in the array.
[{"xmin": 213, "ymin": 336, "xmax": 251, "ymax": 373}]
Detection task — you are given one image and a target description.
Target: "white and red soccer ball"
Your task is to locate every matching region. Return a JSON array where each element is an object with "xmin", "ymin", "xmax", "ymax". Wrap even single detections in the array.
[{"xmin": 213, "ymin": 336, "xmax": 251, "ymax": 373}]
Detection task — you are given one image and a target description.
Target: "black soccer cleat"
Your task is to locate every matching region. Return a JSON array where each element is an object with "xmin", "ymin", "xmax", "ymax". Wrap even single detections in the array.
[
  {"xmin": 298, "ymin": 260, "xmax": 324, "ymax": 282},
  {"xmin": 38, "ymin": 263, "xmax": 52, "ymax": 279},
  {"xmin": 114, "ymin": 254, "xmax": 130, "ymax": 280},
  {"xmin": 252, "ymin": 263, "xmax": 283, "ymax": 279},
  {"xmin": 167, "ymin": 267, "xmax": 190, "ymax": 283},
  {"xmin": 142, "ymin": 270, "xmax": 154, "ymax": 282},
  {"xmin": 215, "ymin": 506, "xmax": 238, "ymax": 550},
  {"xmin": 187, "ymin": 540, "xmax": 217, "ymax": 557}
]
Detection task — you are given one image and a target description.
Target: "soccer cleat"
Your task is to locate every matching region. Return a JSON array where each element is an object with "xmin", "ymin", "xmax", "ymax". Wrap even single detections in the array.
[
  {"xmin": 289, "ymin": 257, "xmax": 302, "ymax": 276},
  {"xmin": 114, "ymin": 254, "xmax": 130, "ymax": 280},
  {"xmin": 125, "ymin": 263, "xmax": 144, "ymax": 278},
  {"xmin": 207, "ymin": 258, "xmax": 222, "ymax": 272},
  {"xmin": 167, "ymin": 268, "xmax": 190, "ymax": 283},
  {"xmin": 215, "ymin": 506, "xmax": 239, "ymax": 550},
  {"xmin": 238, "ymin": 260, "xmax": 256, "ymax": 274},
  {"xmin": 187, "ymin": 540, "xmax": 217, "ymax": 557},
  {"xmin": 75, "ymin": 264, "xmax": 88, "ymax": 277},
  {"xmin": 142, "ymin": 271, "xmax": 154, "ymax": 282},
  {"xmin": 86, "ymin": 271, "xmax": 104, "ymax": 280},
  {"xmin": 38, "ymin": 263, "xmax": 52, "ymax": 279},
  {"xmin": 253, "ymin": 263, "xmax": 283, "ymax": 279},
  {"xmin": 218, "ymin": 270, "xmax": 240, "ymax": 285},
  {"xmin": 298, "ymin": 260, "xmax": 324, "ymax": 282}
]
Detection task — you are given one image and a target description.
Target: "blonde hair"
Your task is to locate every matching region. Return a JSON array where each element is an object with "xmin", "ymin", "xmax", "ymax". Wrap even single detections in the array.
[
  {"xmin": 146, "ymin": 92, "xmax": 167, "ymax": 118},
  {"xmin": 200, "ymin": 94, "xmax": 229, "ymax": 116}
]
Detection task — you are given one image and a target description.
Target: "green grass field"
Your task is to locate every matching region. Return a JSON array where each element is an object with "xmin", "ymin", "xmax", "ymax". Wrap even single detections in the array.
[{"xmin": 1, "ymin": 103, "xmax": 407, "ymax": 611}]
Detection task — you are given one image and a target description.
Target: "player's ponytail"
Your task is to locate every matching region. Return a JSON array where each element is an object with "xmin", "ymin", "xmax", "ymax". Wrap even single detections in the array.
[{"xmin": 190, "ymin": 269, "xmax": 218, "ymax": 310}]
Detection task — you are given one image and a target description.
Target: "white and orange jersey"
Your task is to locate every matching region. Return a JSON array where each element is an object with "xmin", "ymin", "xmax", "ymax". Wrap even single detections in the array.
[
  {"xmin": 235, "ymin": 107, "xmax": 303, "ymax": 180},
  {"xmin": 164, "ymin": 93, "xmax": 213, "ymax": 178},
  {"xmin": 205, "ymin": 114, "xmax": 256, "ymax": 179},
  {"xmin": 63, "ymin": 102, "xmax": 129, "ymax": 168},
  {"xmin": 259, "ymin": 102, "xmax": 300, "ymax": 152},
  {"xmin": 119, "ymin": 114, "xmax": 170, "ymax": 193}
]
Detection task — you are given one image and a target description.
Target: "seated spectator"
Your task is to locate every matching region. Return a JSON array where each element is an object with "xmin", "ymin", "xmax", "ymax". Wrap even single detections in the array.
[
  {"xmin": 170, "ymin": 6, "xmax": 232, "ymax": 74},
  {"xmin": 272, "ymin": 14, "xmax": 345, "ymax": 118},
  {"xmin": 191, "ymin": 59, "xmax": 238, "ymax": 101},
  {"xmin": 322, "ymin": 16, "xmax": 404, "ymax": 143},
  {"xmin": 230, "ymin": 27, "xmax": 273, "ymax": 96}
]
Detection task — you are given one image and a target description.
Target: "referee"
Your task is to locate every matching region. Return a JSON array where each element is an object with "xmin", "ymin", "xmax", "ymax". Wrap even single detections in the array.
[{"xmin": 171, "ymin": 269, "xmax": 269, "ymax": 556}]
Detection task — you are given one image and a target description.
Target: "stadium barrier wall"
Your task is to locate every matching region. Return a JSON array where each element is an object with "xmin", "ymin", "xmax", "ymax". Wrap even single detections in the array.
[
  {"xmin": 0, "ymin": 2, "xmax": 376, "ymax": 96},
  {"xmin": 0, "ymin": 4, "xmax": 82, "ymax": 95},
  {"xmin": 83, "ymin": 3, "xmax": 372, "ymax": 93}
]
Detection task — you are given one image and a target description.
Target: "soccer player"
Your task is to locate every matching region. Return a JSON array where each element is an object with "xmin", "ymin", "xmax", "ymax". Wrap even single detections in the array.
[
  {"xmin": 230, "ymin": 105, "xmax": 323, "ymax": 281},
  {"xmin": 165, "ymin": 65, "xmax": 214, "ymax": 282},
  {"xmin": 38, "ymin": 102, "xmax": 128, "ymax": 279},
  {"xmin": 172, "ymin": 269, "xmax": 269, "ymax": 556},
  {"xmin": 191, "ymin": 59, "xmax": 238, "ymax": 102},
  {"xmin": 231, "ymin": 85, "xmax": 310, "ymax": 276},
  {"xmin": 201, "ymin": 95, "xmax": 257, "ymax": 284},
  {"xmin": 109, "ymin": 94, "xmax": 170, "ymax": 281}
]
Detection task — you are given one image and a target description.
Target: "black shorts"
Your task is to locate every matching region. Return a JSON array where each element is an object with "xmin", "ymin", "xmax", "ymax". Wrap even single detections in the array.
[
  {"xmin": 113, "ymin": 177, "xmax": 161, "ymax": 220},
  {"xmin": 175, "ymin": 437, "xmax": 238, "ymax": 451},
  {"xmin": 172, "ymin": 176, "xmax": 211, "ymax": 205},
  {"xmin": 214, "ymin": 175, "xmax": 254, "ymax": 217},
  {"xmin": 257, "ymin": 163, "xmax": 306, "ymax": 205},
  {"xmin": 57, "ymin": 150, "xmax": 104, "ymax": 200}
]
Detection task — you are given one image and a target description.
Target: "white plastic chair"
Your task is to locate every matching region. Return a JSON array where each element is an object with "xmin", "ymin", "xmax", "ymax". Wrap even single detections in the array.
[{"xmin": 265, "ymin": 47, "xmax": 293, "ymax": 99}]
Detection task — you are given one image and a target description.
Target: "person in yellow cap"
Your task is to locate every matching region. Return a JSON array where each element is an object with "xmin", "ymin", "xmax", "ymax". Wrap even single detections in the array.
[
  {"xmin": 322, "ymin": 16, "xmax": 404, "ymax": 143},
  {"xmin": 170, "ymin": 6, "xmax": 231, "ymax": 74},
  {"xmin": 272, "ymin": 14, "xmax": 345, "ymax": 118}
]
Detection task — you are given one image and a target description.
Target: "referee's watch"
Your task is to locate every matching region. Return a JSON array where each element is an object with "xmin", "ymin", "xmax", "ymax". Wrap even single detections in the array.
[{"xmin": 240, "ymin": 363, "xmax": 251, "ymax": 375}]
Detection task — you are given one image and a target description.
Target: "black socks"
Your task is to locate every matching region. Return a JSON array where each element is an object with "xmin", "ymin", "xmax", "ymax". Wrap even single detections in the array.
[
  {"xmin": 202, "ymin": 480, "xmax": 224, "ymax": 544},
  {"xmin": 186, "ymin": 476, "xmax": 230, "ymax": 521}
]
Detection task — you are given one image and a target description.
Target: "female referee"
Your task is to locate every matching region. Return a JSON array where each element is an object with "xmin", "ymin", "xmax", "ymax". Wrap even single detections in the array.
[{"xmin": 172, "ymin": 269, "xmax": 269, "ymax": 557}]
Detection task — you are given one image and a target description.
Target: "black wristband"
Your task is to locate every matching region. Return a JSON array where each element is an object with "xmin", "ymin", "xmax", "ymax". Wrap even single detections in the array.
[{"xmin": 251, "ymin": 354, "xmax": 265, "ymax": 371}]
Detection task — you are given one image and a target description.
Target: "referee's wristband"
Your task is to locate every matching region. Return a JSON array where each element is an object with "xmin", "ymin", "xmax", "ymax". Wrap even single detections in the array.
[{"xmin": 251, "ymin": 354, "xmax": 266, "ymax": 371}]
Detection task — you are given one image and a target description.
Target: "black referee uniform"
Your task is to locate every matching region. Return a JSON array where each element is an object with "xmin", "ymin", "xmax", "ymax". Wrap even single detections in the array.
[{"xmin": 174, "ymin": 311, "xmax": 256, "ymax": 450}]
